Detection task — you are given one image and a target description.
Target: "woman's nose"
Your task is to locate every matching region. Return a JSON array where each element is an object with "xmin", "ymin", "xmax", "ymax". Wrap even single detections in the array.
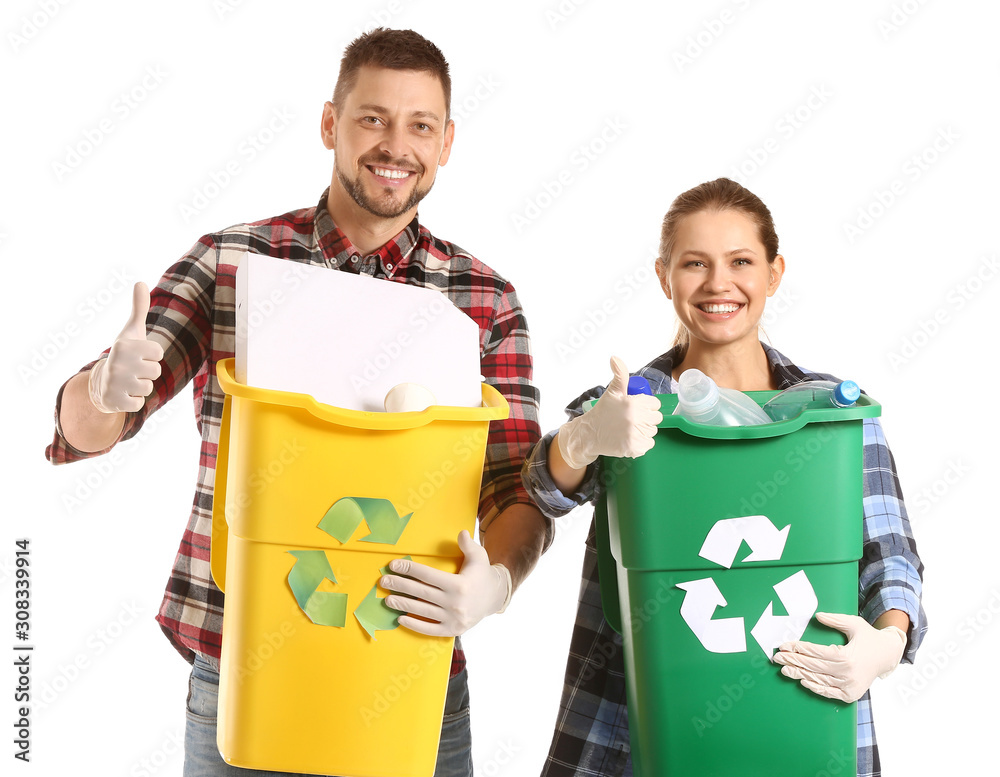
[{"xmin": 704, "ymin": 265, "xmax": 732, "ymax": 292}]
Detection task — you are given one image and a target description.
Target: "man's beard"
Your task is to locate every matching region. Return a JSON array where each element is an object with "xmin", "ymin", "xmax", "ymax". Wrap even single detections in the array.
[{"xmin": 336, "ymin": 155, "xmax": 434, "ymax": 219}]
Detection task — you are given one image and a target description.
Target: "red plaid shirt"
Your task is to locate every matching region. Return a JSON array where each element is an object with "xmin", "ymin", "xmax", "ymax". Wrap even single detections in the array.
[{"xmin": 46, "ymin": 190, "xmax": 544, "ymax": 673}]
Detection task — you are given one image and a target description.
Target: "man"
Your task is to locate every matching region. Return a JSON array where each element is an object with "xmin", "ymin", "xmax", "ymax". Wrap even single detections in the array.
[{"xmin": 46, "ymin": 28, "xmax": 550, "ymax": 777}]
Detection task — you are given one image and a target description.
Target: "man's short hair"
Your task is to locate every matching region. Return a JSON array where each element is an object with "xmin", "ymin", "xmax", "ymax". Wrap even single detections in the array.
[{"xmin": 332, "ymin": 28, "xmax": 452, "ymax": 118}]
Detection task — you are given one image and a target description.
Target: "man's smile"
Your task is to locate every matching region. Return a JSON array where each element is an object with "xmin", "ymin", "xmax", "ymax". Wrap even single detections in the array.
[{"xmin": 367, "ymin": 165, "xmax": 415, "ymax": 181}]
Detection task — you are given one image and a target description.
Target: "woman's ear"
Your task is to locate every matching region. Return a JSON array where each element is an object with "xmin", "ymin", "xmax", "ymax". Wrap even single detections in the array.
[
  {"xmin": 767, "ymin": 254, "xmax": 786, "ymax": 296},
  {"xmin": 655, "ymin": 257, "xmax": 671, "ymax": 299}
]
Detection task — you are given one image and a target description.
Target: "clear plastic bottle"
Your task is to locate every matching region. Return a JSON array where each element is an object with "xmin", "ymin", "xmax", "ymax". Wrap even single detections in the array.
[
  {"xmin": 672, "ymin": 369, "xmax": 771, "ymax": 427},
  {"xmin": 761, "ymin": 379, "xmax": 861, "ymax": 422}
]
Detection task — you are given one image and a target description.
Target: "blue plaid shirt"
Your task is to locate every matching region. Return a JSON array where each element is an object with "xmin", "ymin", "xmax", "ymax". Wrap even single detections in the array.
[{"xmin": 522, "ymin": 343, "xmax": 926, "ymax": 777}]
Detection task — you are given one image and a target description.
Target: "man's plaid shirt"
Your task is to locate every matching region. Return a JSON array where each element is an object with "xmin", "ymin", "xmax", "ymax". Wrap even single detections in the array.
[{"xmin": 46, "ymin": 190, "xmax": 545, "ymax": 671}]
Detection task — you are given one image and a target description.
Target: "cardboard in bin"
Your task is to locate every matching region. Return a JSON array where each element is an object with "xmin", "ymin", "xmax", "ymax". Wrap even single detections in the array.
[
  {"xmin": 211, "ymin": 357, "xmax": 508, "ymax": 776},
  {"xmin": 235, "ymin": 252, "xmax": 482, "ymax": 411},
  {"xmin": 593, "ymin": 390, "xmax": 882, "ymax": 777}
]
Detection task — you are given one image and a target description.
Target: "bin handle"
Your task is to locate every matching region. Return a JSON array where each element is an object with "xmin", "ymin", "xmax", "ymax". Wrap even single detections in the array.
[
  {"xmin": 585, "ymin": 392, "xmax": 882, "ymax": 439},
  {"xmin": 594, "ymin": 494, "xmax": 623, "ymax": 635},
  {"xmin": 210, "ymin": 393, "xmax": 232, "ymax": 593},
  {"xmin": 215, "ymin": 358, "xmax": 508, "ymax": 430}
]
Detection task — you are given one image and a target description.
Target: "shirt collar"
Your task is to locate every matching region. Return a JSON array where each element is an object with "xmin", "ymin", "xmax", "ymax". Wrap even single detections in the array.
[
  {"xmin": 639, "ymin": 342, "xmax": 808, "ymax": 393},
  {"xmin": 313, "ymin": 188, "xmax": 420, "ymax": 279},
  {"xmin": 761, "ymin": 342, "xmax": 816, "ymax": 388}
]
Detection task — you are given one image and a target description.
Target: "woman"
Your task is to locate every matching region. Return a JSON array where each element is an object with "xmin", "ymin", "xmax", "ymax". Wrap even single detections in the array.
[{"xmin": 522, "ymin": 178, "xmax": 925, "ymax": 777}]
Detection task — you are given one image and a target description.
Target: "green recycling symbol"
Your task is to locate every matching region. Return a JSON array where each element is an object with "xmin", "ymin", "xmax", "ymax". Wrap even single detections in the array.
[
  {"xmin": 286, "ymin": 497, "xmax": 413, "ymax": 639},
  {"xmin": 675, "ymin": 515, "xmax": 818, "ymax": 658},
  {"xmin": 318, "ymin": 496, "xmax": 412, "ymax": 545}
]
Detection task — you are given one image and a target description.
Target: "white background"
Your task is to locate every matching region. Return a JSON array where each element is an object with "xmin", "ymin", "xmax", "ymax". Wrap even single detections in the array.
[{"xmin": 4, "ymin": 1, "xmax": 999, "ymax": 774}]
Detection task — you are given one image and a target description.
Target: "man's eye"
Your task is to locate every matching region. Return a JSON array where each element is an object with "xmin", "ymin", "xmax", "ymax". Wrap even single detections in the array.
[
  {"xmin": 363, "ymin": 116, "xmax": 383, "ymax": 125},
  {"xmin": 415, "ymin": 123, "xmax": 430, "ymax": 132}
]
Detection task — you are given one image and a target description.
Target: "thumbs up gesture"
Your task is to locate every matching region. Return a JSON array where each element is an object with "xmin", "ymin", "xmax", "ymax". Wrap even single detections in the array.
[
  {"xmin": 87, "ymin": 282, "xmax": 165, "ymax": 414},
  {"xmin": 556, "ymin": 356, "xmax": 662, "ymax": 470}
]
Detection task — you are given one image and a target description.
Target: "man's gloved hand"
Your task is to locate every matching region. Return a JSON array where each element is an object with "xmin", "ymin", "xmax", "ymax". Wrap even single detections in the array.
[
  {"xmin": 381, "ymin": 530, "xmax": 511, "ymax": 637},
  {"xmin": 772, "ymin": 612, "xmax": 908, "ymax": 703},
  {"xmin": 88, "ymin": 282, "xmax": 164, "ymax": 414},
  {"xmin": 556, "ymin": 356, "xmax": 662, "ymax": 470}
]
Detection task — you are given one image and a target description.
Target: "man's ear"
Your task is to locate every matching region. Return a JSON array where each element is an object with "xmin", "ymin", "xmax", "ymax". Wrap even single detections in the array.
[
  {"xmin": 320, "ymin": 101, "xmax": 337, "ymax": 151},
  {"xmin": 438, "ymin": 119, "xmax": 455, "ymax": 167}
]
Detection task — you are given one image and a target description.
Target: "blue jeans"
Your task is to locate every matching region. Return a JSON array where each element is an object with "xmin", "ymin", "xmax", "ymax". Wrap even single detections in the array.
[{"xmin": 184, "ymin": 654, "xmax": 472, "ymax": 776}]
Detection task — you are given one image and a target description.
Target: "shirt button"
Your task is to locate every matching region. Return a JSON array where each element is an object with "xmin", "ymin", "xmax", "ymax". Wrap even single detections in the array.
[
  {"xmin": 386, "ymin": 263, "xmax": 394, "ymax": 271},
  {"xmin": 350, "ymin": 256, "xmax": 359, "ymax": 263}
]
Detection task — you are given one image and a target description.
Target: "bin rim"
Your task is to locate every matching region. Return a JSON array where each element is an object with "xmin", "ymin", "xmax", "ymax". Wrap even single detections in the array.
[
  {"xmin": 216, "ymin": 357, "xmax": 508, "ymax": 430},
  {"xmin": 586, "ymin": 389, "xmax": 881, "ymax": 440}
]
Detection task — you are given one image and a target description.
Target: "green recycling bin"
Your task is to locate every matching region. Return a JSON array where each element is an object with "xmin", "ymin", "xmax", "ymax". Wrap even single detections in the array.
[{"xmin": 594, "ymin": 390, "xmax": 882, "ymax": 777}]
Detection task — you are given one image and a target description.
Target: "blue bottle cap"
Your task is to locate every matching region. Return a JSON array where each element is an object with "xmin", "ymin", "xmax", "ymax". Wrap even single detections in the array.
[
  {"xmin": 835, "ymin": 380, "xmax": 861, "ymax": 406},
  {"xmin": 628, "ymin": 375, "xmax": 652, "ymax": 396}
]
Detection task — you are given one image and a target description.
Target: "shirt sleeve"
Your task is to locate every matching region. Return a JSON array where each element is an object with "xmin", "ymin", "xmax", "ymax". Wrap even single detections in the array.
[
  {"xmin": 475, "ymin": 281, "xmax": 549, "ymax": 541},
  {"xmin": 45, "ymin": 236, "xmax": 218, "ymax": 465},
  {"xmin": 858, "ymin": 417, "xmax": 927, "ymax": 663},
  {"xmin": 520, "ymin": 384, "xmax": 608, "ymax": 519}
]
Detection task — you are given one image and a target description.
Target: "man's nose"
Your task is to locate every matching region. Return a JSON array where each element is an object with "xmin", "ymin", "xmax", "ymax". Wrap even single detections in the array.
[{"xmin": 379, "ymin": 123, "xmax": 409, "ymax": 159}]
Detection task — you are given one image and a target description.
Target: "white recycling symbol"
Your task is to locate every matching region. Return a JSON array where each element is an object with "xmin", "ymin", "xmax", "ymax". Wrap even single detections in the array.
[{"xmin": 675, "ymin": 515, "xmax": 817, "ymax": 659}]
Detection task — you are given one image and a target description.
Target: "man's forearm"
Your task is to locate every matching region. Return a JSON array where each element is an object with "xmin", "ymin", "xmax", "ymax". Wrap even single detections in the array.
[
  {"xmin": 481, "ymin": 501, "xmax": 549, "ymax": 594},
  {"xmin": 59, "ymin": 370, "xmax": 126, "ymax": 453}
]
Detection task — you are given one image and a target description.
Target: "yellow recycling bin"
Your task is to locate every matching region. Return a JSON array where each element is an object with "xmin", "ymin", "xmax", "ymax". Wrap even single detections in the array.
[{"xmin": 211, "ymin": 358, "xmax": 508, "ymax": 777}]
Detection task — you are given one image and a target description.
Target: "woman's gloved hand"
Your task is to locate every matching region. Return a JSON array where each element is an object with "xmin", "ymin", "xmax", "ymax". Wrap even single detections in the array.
[
  {"xmin": 772, "ymin": 612, "xmax": 907, "ymax": 703},
  {"xmin": 556, "ymin": 356, "xmax": 662, "ymax": 470}
]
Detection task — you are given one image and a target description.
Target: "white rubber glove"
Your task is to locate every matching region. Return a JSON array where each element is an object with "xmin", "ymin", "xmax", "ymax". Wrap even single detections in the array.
[
  {"xmin": 556, "ymin": 356, "xmax": 662, "ymax": 470},
  {"xmin": 772, "ymin": 612, "xmax": 907, "ymax": 703},
  {"xmin": 381, "ymin": 530, "xmax": 511, "ymax": 637},
  {"xmin": 88, "ymin": 282, "xmax": 164, "ymax": 414}
]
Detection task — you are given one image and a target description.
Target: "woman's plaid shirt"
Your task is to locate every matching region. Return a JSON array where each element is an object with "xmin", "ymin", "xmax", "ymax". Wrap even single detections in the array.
[{"xmin": 521, "ymin": 344, "xmax": 926, "ymax": 777}]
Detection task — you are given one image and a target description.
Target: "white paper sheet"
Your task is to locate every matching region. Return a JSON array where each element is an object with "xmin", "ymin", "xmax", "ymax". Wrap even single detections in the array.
[{"xmin": 235, "ymin": 252, "xmax": 482, "ymax": 411}]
